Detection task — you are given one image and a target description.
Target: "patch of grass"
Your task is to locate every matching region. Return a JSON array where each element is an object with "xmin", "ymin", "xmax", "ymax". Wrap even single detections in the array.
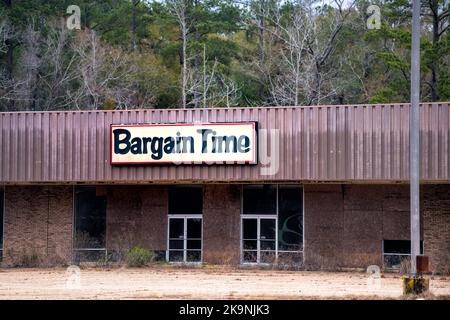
[{"xmin": 126, "ymin": 246, "xmax": 154, "ymax": 267}]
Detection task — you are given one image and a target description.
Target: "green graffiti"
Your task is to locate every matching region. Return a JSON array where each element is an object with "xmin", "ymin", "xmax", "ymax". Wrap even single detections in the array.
[{"xmin": 278, "ymin": 214, "xmax": 302, "ymax": 246}]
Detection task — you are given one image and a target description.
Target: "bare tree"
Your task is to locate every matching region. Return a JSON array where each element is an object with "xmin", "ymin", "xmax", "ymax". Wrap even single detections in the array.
[
  {"xmin": 243, "ymin": 0, "xmax": 273, "ymax": 105},
  {"xmin": 0, "ymin": 22, "xmax": 47, "ymax": 111},
  {"xmin": 39, "ymin": 23, "xmax": 80, "ymax": 110},
  {"xmin": 267, "ymin": 3, "xmax": 310, "ymax": 105},
  {"xmin": 168, "ymin": 0, "xmax": 190, "ymax": 108},
  {"xmin": 15, "ymin": 23, "xmax": 42, "ymax": 110},
  {"xmin": 255, "ymin": 0, "xmax": 356, "ymax": 106},
  {"xmin": 7, "ymin": 21, "xmax": 80, "ymax": 111},
  {"xmin": 215, "ymin": 73, "xmax": 241, "ymax": 108},
  {"xmin": 199, "ymin": 67, "xmax": 240, "ymax": 108},
  {"xmin": 71, "ymin": 30, "xmax": 141, "ymax": 110},
  {"xmin": 307, "ymin": 0, "xmax": 356, "ymax": 105},
  {"xmin": 0, "ymin": 12, "xmax": 17, "ymax": 110}
]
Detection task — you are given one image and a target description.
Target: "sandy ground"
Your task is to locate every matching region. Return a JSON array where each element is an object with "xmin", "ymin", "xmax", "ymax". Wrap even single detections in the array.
[{"xmin": 0, "ymin": 266, "xmax": 449, "ymax": 300}]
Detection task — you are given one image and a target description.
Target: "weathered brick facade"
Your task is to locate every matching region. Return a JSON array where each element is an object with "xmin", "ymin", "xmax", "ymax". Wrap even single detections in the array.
[
  {"xmin": 303, "ymin": 185, "xmax": 345, "ymax": 269},
  {"xmin": 105, "ymin": 184, "xmax": 242, "ymax": 264},
  {"xmin": 106, "ymin": 186, "xmax": 168, "ymax": 258},
  {"xmin": 304, "ymin": 184, "xmax": 450, "ymax": 273},
  {"xmin": 203, "ymin": 184, "xmax": 241, "ymax": 265},
  {"xmin": 304, "ymin": 185, "xmax": 415, "ymax": 270},
  {"xmin": 423, "ymin": 185, "xmax": 450, "ymax": 274},
  {"xmin": 2, "ymin": 186, "xmax": 73, "ymax": 266},
  {"xmin": 1, "ymin": 183, "xmax": 448, "ymax": 273}
]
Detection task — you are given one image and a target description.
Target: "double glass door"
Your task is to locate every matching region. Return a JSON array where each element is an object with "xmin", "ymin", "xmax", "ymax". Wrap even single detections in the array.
[
  {"xmin": 241, "ymin": 217, "xmax": 277, "ymax": 264},
  {"xmin": 167, "ymin": 216, "xmax": 202, "ymax": 263}
]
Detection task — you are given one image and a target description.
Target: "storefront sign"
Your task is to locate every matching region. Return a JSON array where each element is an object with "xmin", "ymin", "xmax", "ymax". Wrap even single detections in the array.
[{"xmin": 110, "ymin": 122, "xmax": 257, "ymax": 164}]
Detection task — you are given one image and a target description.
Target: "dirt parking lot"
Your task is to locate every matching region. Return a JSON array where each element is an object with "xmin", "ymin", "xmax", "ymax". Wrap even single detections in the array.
[{"xmin": 0, "ymin": 266, "xmax": 449, "ymax": 299}]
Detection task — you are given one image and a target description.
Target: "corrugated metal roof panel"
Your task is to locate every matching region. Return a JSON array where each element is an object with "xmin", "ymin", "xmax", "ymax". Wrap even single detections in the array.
[{"xmin": 0, "ymin": 103, "xmax": 449, "ymax": 183}]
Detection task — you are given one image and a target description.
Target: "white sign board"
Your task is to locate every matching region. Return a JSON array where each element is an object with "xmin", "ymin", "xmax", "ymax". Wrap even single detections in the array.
[{"xmin": 110, "ymin": 122, "xmax": 257, "ymax": 165}]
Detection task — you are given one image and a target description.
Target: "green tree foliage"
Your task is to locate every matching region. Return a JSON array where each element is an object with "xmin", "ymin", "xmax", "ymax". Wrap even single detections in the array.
[{"xmin": 0, "ymin": 0, "xmax": 449, "ymax": 111}]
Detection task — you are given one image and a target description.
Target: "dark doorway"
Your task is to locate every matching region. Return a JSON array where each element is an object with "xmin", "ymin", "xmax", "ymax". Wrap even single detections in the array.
[{"xmin": 74, "ymin": 186, "xmax": 107, "ymax": 262}]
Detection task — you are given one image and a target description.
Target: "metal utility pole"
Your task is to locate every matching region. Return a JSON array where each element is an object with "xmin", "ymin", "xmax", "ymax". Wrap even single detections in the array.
[{"xmin": 410, "ymin": 0, "xmax": 421, "ymax": 276}]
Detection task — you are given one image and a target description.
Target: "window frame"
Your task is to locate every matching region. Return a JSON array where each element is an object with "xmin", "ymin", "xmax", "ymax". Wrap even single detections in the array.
[
  {"xmin": 166, "ymin": 215, "xmax": 203, "ymax": 264},
  {"xmin": 240, "ymin": 184, "xmax": 304, "ymax": 265},
  {"xmin": 241, "ymin": 215, "xmax": 278, "ymax": 264},
  {"xmin": 382, "ymin": 239, "xmax": 425, "ymax": 270},
  {"xmin": 167, "ymin": 185, "xmax": 203, "ymax": 264},
  {"xmin": 72, "ymin": 186, "xmax": 108, "ymax": 263}
]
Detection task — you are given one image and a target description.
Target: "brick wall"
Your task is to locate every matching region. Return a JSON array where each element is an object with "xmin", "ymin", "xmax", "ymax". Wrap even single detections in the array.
[
  {"xmin": 304, "ymin": 184, "xmax": 413, "ymax": 270},
  {"xmin": 106, "ymin": 184, "xmax": 241, "ymax": 265},
  {"xmin": 2, "ymin": 186, "xmax": 73, "ymax": 266},
  {"xmin": 203, "ymin": 184, "xmax": 241, "ymax": 265},
  {"xmin": 2, "ymin": 183, "xmax": 448, "ymax": 272},
  {"xmin": 304, "ymin": 185, "xmax": 345, "ymax": 269},
  {"xmin": 423, "ymin": 185, "xmax": 450, "ymax": 274},
  {"xmin": 106, "ymin": 186, "xmax": 168, "ymax": 259}
]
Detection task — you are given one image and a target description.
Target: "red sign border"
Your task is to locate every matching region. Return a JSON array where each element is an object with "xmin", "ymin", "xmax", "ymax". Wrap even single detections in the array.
[{"xmin": 110, "ymin": 122, "xmax": 258, "ymax": 165}]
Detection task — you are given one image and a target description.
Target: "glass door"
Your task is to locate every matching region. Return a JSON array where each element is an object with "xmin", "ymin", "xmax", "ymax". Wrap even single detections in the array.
[
  {"xmin": 168, "ymin": 216, "xmax": 202, "ymax": 263},
  {"xmin": 241, "ymin": 217, "xmax": 277, "ymax": 264},
  {"xmin": 259, "ymin": 218, "xmax": 277, "ymax": 263},
  {"xmin": 186, "ymin": 218, "xmax": 202, "ymax": 262},
  {"xmin": 242, "ymin": 218, "xmax": 258, "ymax": 263}
]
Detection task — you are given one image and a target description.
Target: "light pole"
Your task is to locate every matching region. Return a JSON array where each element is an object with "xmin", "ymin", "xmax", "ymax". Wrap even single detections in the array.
[{"xmin": 410, "ymin": 0, "xmax": 421, "ymax": 276}]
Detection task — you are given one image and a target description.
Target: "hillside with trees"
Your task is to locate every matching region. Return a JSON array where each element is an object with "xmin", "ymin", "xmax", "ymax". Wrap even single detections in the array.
[{"xmin": 0, "ymin": 0, "xmax": 449, "ymax": 111}]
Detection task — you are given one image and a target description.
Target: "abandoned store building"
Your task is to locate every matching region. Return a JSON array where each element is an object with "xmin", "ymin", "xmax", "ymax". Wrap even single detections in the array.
[{"xmin": 0, "ymin": 103, "xmax": 449, "ymax": 273}]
